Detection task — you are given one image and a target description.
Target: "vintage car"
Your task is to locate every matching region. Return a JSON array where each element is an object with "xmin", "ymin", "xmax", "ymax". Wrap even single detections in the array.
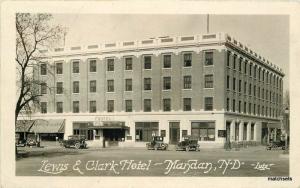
[
  {"xmin": 146, "ymin": 136, "xmax": 168, "ymax": 150},
  {"xmin": 61, "ymin": 135, "xmax": 87, "ymax": 149},
  {"xmin": 16, "ymin": 139, "xmax": 27, "ymax": 147},
  {"xmin": 175, "ymin": 136, "xmax": 200, "ymax": 152},
  {"xmin": 26, "ymin": 139, "xmax": 40, "ymax": 147},
  {"xmin": 266, "ymin": 140, "xmax": 286, "ymax": 150}
]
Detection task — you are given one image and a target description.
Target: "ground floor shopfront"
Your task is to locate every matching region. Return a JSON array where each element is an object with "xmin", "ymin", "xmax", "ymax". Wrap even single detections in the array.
[{"xmin": 28, "ymin": 112, "xmax": 284, "ymax": 148}]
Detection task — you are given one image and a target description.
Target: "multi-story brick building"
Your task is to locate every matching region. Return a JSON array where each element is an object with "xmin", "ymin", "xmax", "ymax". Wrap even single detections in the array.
[{"xmin": 29, "ymin": 32, "xmax": 284, "ymax": 148}]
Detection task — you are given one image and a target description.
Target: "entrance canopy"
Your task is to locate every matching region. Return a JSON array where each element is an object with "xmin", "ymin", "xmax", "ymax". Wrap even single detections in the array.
[{"xmin": 90, "ymin": 121, "xmax": 129, "ymax": 129}]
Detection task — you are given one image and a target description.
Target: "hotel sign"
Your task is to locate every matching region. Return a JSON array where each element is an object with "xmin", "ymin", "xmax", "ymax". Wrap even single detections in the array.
[{"xmin": 94, "ymin": 116, "xmax": 115, "ymax": 126}]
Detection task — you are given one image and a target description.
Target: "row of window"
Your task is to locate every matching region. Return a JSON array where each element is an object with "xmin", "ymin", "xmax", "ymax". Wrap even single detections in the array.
[
  {"xmin": 40, "ymin": 75, "xmax": 214, "ymax": 95},
  {"xmin": 40, "ymin": 52, "xmax": 215, "ymax": 76},
  {"xmin": 226, "ymin": 98, "xmax": 280, "ymax": 117},
  {"xmin": 227, "ymin": 51, "xmax": 283, "ymax": 89},
  {"xmin": 226, "ymin": 76, "xmax": 282, "ymax": 103},
  {"xmin": 40, "ymin": 97, "xmax": 214, "ymax": 114}
]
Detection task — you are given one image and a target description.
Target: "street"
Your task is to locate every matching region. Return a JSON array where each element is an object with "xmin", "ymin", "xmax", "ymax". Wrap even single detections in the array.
[{"xmin": 16, "ymin": 146, "xmax": 289, "ymax": 176}]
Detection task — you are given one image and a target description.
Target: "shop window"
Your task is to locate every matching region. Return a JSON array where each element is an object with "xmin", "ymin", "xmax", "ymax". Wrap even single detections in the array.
[
  {"xmin": 73, "ymin": 122, "xmax": 94, "ymax": 140},
  {"xmin": 191, "ymin": 122, "xmax": 215, "ymax": 141},
  {"xmin": 135, "ymin": 122, "xmax": 159, "ymax": 142},
  {"xmin": 163, "ymin": 54, "xmax": 171, "ymax": 68},
  {"xmin": 125, "ymin": 57, "xmax": 133, "ymax": 70}
]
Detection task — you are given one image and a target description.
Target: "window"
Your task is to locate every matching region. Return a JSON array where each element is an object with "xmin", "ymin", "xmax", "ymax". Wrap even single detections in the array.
[
  {"xmin": 163, "ymin": 55, "xmax": 171, "ymax": 68},
  {"xmin": 163, "ymin": 77, "xmax": 171, "ymax": 90},
  {"xmin": 235, "ymin": 122, "xmax": 239, "ymax": 141},
  {"xmin": 227, "ymin": 51, "xmax": 230, "ymax": 66},
  {"xmin": 144, "ymin": 99, "xmax": 151, "ymax": 112},
  {"xmin": 107, "ymin": 80, "xmax": 114, "ymax": 92},
  {"xmin": 262, "ymin": 70, "xmax": 265, "ymax": 81},
  {"xmin": 254, "ymin": 104, "xmax": 256, "ymax": 114},
  {"xmin": 244, "ymin": 102, "xmax": 247, "ymax": 113},
  {"xmin": 144, "ymin": 78, "xmax": 151, "ymax": 90},
  {"xmin": 73, "ymin": 101, "xmax": 79, "ymax": 113},
  {"xmin": 239, "ymin": 57, "xmax": 242, "ymax": 71},
  {"xmin": 125, "ymin": 79, "xmax": 132, "ymax": 91},
  {"xmin": 183, "ymin": 98, "xmax": 191, "ymax": 111},
  {"xmin": 163, "ymin": 98, "xmax": 171, "ymax": 111},
  {"xmin": 204, "ymin": 74, "xmax": 213, "ymax": 88},
  {"xmin": 73, "ymin": 123, "xmax": 94, "ymax": 140},
  {"xmin": 238, "ymin": 80, "xmax": 242, "ymax": 92},
  {"xmin": 73, "ymin": 61, "xmax": 79, "ymax": 73},
  {"xmin": 249, "ymin": 63, "xmax": 252, "ymax": 76},
  {"xmin": 249, "ymin": 83, "xmax": 252, "ymax": 95},
  {"xmin": 89, "ymin": 101, "xmax": 96, "ymax": 113},
  {"xmin": 125, "ymin": 57, "xmax": 133, "ymax": 70},
  {"xmin": 90, "ymin": 80, "xmax": 96, "ymax": 93},
  {"xmin": 191, "ymin": 122, "xmax": 215, "ymax": 141},
  {"xmin": 258, "ymin": 68, "xmax": 261, "ymax": 80},
  {"xmin": 183, "ymin": 75, "xmax": 192, "ymax": 89},
  {"xmin": 125, "ymin": 100, "xmax": 132, "ymax": 112},
  {"xmin": 232, "ymin": 99, "xmax": 236, "ymax": 112},
  {"xmin": 135, "ymin": 122, "xmax": 159, "ymax": 142},
  {"xmin": 183, "ymin": 53, "xmax": 192, "ymax": 67},
  {"xmin": 41, "ymin": 102, "xmax": 47, "ymax": 114},
  {"xmin": 205, "ymin": 51, "xmax": 213, "ymax": 66},
  {"xmin": 56, "ymin": 102, "xmax": 63, "ymax": 113},
  {"xmin": 204, "ymin": 97, "xmax": 213, "ymax": 111},
  {"xmin": 56, "ymin": 63, "xmax": 63, "ymax": 74},
  {"xmin": 243, "ymin": 123, "xmax": 247, "ymax": 140},
  {"xmin": 226, "ymin": 75, "xmax": 230, "ymax": 89},
  {"xmin": 233, "ymin": 54, "xmax": 237, "ymax": 69},
  {"xmin": 244, "ymin": 82, "xmax": 247, "ymax": 94},
  {"xmin": 233, "ymin": 77, "xmax": 236, "ymax": 91},
  {"xmin": 258, "ymin": 87, "xmax": 261, "ymax": 98},
  {"xmin": 73, "ymin": 81, "xmax": 79, "ymax": 93},
  {"xmin": 248, "ymin": 103, "xmax": 252, "ymax": 114},
  {"xmin": 254, "ymin": 65, "xmax": 257, "ymax": 78},
  {"xmin": 238, "ymin": 101, "xmax": 241, "ymax": 113},
  {"xmin": 40, "ymin": 63, "xmax": 47, "ymax": 75},
  {"xmin": 144, "ymin": 56, "xmax": 151, "ymax": 69},
  {"xmin": 258, "ymin": 105, "xmax": 260, "ymax": 115},
  {"xmin": 107, "ymin": 100, "xmax": 114, "ymax": 112},
  {"xmin": 254, "ymin": 85, "xmax": 256, "ymax": 97},
  {"xmin": 56, "ymin": 82, "xmax": 63, "ymax": 94},
  {"xmin": 244, "ymin": 61, "xmax": 247, "ymax": 74},
  {"xmin": 251, "ymin": 124, "xmax": 255, "ymax": 140},
  {"xmin": 89, "ymin": 59, "xmax": 97, "ymax": 72},
  {"xmin": 262, "ymin": 88, "xmax": 265, "ymax": 99},
  {"xmin": 41, "ymin": 83, "xmax": 47, "ymax": 94},
  {"xmin": 107, "ymin": 59, "xmax": 114, "ymax": 71},
  {"xmin": 226, "ymin": 98, "xmax": 230, "ymax": 111}
]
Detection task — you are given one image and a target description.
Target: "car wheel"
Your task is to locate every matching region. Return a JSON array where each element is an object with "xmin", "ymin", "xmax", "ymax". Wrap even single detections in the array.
[{"xmin": 75, "ymin": 143, "xmax": 80, "ymax": 149}]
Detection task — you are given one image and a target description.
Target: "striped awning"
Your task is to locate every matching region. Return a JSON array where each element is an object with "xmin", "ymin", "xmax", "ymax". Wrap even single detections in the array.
[
  {"xmin": 30, "ymin": 119, "xmax": 65, "ymax": 133},
  {"xmin": 15, "ymin": 120, "xmax": 35, "ymax": 132}
]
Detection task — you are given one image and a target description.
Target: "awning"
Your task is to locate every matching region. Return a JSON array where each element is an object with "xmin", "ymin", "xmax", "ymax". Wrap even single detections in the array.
[
  {"xmin": 267, "ymin": 123, "xmax": 282, "ymax": 129},
  {"xmin": 89, "ymin": 121, "xmax": 129, "ymax": 129},
  {"xmin": 30, "ymin": 119, "xmax": 65, "ymax": 133},
  {"xmin": 15, "ymin": 120, "xmax": 35, "ymax": 133}
]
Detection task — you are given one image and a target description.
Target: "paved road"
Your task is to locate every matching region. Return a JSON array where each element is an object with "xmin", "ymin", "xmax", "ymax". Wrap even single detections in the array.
[{"xmin": 16, "ymin": 146, "xmax": 289, "ymax": 176}]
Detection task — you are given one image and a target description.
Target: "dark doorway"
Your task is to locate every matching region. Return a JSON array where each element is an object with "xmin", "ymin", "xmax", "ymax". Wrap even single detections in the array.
[
  {"xmin": 261, "ymin": 122, "xmax": 268, "ymax": 145},
  {"xmin": 226, "ymin": 121, "xmax": 231, "ymax": 141},
  {"xmin": 103, "ymin": 129, "xmax": 125, "ymax": 146},
  {"xmin": 169, "ymin": 122, "xmax": 180, "ymax": 144}
]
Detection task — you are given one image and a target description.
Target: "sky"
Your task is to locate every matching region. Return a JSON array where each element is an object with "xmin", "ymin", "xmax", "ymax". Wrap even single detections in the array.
[{"xmin": 52, "ymin": 14, "xmax": 289, "ymax": 92}]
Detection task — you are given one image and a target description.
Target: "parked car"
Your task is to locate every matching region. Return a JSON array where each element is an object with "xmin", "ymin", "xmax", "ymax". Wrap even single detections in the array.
[
  {"xmin": 16, "ymin": 139, "xmax": 27, "ymax": 147},
  {"xmin": 26, "ymin": 139, "xmax": 40, "ymax": 147},
  {"xmin": 266, "ymin": 140, "xmax": 286, "ymax": 150},
  {"xmin": 176, "ymin": 136, "xmax": 200, "ymax": 152},
  {"xmin": 146, "ymin": 136, "xmax": 168, "ymax": 150},
  {"xmin": 62, "ymin": 135, "xmax": 87, "ymax": 149}
]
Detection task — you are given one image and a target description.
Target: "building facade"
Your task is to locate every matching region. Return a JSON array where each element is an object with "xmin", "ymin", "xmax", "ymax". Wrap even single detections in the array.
[{"xmin": 30, "ymin": 32, "xmax": 284, "ymax": 148}]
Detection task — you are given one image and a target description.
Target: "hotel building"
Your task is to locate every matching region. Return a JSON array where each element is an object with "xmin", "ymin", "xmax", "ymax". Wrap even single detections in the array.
[{"xmin": 27, "ymin": 32, "xmax": 284, "ymax": 148}]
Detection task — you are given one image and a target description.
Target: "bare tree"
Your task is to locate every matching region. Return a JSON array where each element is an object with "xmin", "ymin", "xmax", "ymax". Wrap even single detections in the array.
[{"xmin": 15, "ymin": 13, "xmax": 65, "ymax": 122}]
